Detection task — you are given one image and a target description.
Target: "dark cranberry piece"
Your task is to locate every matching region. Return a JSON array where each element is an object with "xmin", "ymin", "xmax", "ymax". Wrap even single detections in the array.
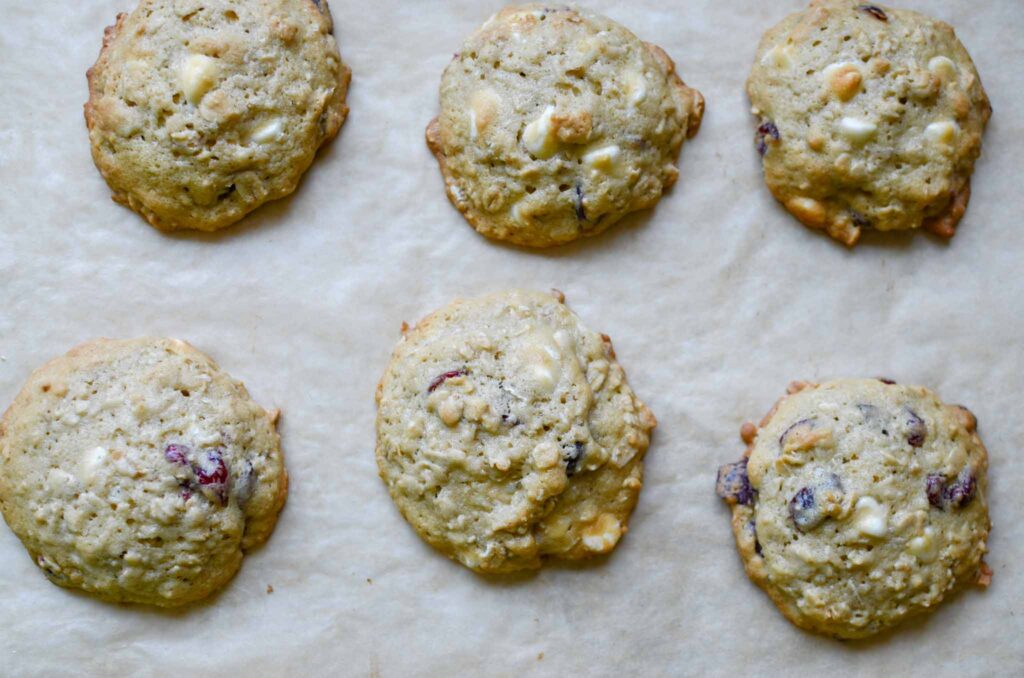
[
  {"xmin": 788, "ymin": 486, "xmax": 817, "ymax": 530},
  {"xmin": 716, "ymin": 458, "xmax": 754, "ymax": 506},
  {"xmin": 857, "ymin": 4, "xmax": 888, "ymax": 21},
  {"xmin": 876, "ymin": 377, "xmax": 896, "ymax": 385},
  {"xmin": 926, "ymin": 473, "xmax": 947, "ymax": 508},
  {"xmin": 574, "ymin": 183, "xmax": 587, "ymax": 221},
  {"xmin": 947, "ymin": 470, "xmax": 977, "ymax": 508},
  {"xmin": 905, "ymin": 408, "xmax": 926, "ymax": 447},
  {"xmin": 779, "ymin": 418, "xmax": 815, "ymax": 446},
  {"xmin": 234, "ymin": 461, "xmax": 258, "ymax": 506},
  {"xmin": 927, "ymin": 469, "xmax": 977, "ymax": 509},
  {"xmin": 564, "ymin": 442, "xmax": 585, "ymax": 476},
  {"xmin": 427, "ymin": 369, "xmax": 467, "ymax": 393},
  {"xmin": 756, "ymin": 121, "xmax": 780, "ymax": 155},
  {"xmin": 164, "ymin": 443, "xmax": 191, "ymax": 465},
  {"xmin": 746, "ymin": 520, "xmax": 763, "ymax": 555}
]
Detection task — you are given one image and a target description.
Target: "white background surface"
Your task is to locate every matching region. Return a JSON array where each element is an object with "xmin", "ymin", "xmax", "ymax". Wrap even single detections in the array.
[{"xmin": 1, "ymin": 1, "xmax": 1022, "ymax": 675}]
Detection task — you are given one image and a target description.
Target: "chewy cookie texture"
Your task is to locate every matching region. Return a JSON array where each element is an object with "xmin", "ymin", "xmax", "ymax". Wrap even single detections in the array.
[
  {"xmin": 716, "ymin": 379, "xmax": 990, "ymax": 639},
  {"xmin": 748, "ymin": 1, "xmax": 990, "ymax": 245},
  {"xmin": 427, "ymin": 4, "xmax": 704, "ymax": 247},
  {"xmin": 0, "ymin": 338, "xmax": 287, "ymax": 607},
  {"xmin": 375, "ymin": 290, "xmax": 656, "ymax": 572},
  {"xmin": 85, "ymin": 0, "xmax": 350, "ymax": 232}
]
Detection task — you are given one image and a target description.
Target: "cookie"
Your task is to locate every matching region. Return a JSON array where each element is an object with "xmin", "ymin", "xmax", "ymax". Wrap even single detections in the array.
[
  {"xmin": 716, "ymin": 379, "xmax": 991, "ymax": 639},
  {"xmin": 375, "ymin": 289, "xmax": 656, "ymax": 572},
  {"xmin": 85, "ymin": 0, "xmax": 350, "ymax": 232},
  {"xmin": 0, "ymin": 338, "xmax": 287, "ymax": 607},
  {"xmin": 747, "ymin": 1, "xmax": 990, "ymax": 245},
  {"xmin": 426, "ymin": 4, "xmax": 703, "ymax": 247}
]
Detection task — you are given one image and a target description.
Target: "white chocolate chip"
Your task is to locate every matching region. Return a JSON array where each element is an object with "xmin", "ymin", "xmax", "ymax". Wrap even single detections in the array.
[
  {"xmin": 582, "ymin": 145, "xmax": 621, "ymax": 172},
  {"xmin": 582, "ymin": 514, "xmax": 623, "ymax": 552},
  {"xmin": 178, "ymin": 54, "xmax": 220, "ymax": 105},
  {"xmin": 80, "ymin": 446, "xmax": 108, "ymax": 483},
  {"xmin": 908, "ymin": 526, "xmax": 939, "ymax": 562},
  {"xmin": 251, "ymin": 118, "xmax": 283, "ymax": 143},
  {"xmin": 837, "ymin": 117, "xmax": 877, "ymax": 145},
  {"xmin": 761, "ymin": 44, "xmax": 793, "ymax": 69},
  {"xmin": 927, "ymin": 56, "xmax": 958, "ymax": 80},
  {"xmin": 853, "ymin": 496, "xmax": 888, "ymax": 537},
  {"xmin": 522, "ymin": 105, "xmax": 559, "ymax": 159},
  {"xmin": 468, "ymin": 88, "xmax": 501, "ymax": 142},
  {"xmin": 627, "ymin": 72, "xmax": 647, "ymax": 106},
  {"xmin": 925, "ymin": 120, "xmax": 959, "ymax": 147}
]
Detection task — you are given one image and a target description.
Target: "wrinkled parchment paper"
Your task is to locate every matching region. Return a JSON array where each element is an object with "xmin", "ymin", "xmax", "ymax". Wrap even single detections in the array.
[{"xmin": 1, "ymin": 1, "xmax": 1022, "ymax": 675}]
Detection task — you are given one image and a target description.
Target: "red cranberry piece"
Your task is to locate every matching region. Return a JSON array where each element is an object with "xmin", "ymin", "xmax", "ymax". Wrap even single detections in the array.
[
  {"xmin": 194, "ymin": 449, "xmax": 229, "ymax": 485},
  {"xmin": 716, "ymin": 458, "xmax": 754, "ymax": 506},
  {"xmin": 756, "ymin": 121, "xmax": 780, "ymax": 155},
  {"xmin": 164, "ymin": 444, "xmax": 191, "ymax": 466},
  {"xmin": 876, "ymin": 377, "xmax": 896, "ymax": 385},
  {"xmin": 427, "ymin": 369, "xmax": 467, "ymax": 393},
  {"xmin": 564, "ymin": 442, "xmax": 585, "ymax": 476},
  {"xmin": 905, "ymin": 408, "xmax": 926, "ymax": 447},
  {"xmin": 857, "ymin": 4, "xmax": 888, "ymax": 21}
]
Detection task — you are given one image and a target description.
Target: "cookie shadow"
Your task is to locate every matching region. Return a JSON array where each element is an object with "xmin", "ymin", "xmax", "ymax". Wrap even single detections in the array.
[{"xmin": 479, "ymin": 207, "xmax": 662, "ymax": 259}]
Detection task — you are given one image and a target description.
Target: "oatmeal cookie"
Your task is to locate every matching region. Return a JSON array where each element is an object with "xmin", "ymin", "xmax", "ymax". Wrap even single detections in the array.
[
  {"xmin": 375, "ymin": 289, "xmax": 656, "ymax": 572},
  {"xmin": 717, "ymin": 379, "xmax": 990, "ymax": 638}
]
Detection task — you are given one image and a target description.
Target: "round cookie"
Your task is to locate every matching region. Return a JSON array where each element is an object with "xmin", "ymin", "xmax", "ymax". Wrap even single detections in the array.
[
  {"xmin": 716, "ymin": 379, "xmax": 990, "ymax": 639},
  {"xmin": 747, "ymin": 1, "xmax": 990, "ymax": 245},
  {"xmin": 375, "ymin": 289, "xmax": 656, "ymax": 572},
  {"xmin": 85, "ymin": 0, "xmax": 350, "ymax": 232},
  {"xmin": 0, "ymin": 338, "xmax": 287, "ymax": 607},
  {"xmin": 426, "ymin": 4, "xmax": 704, "ymax": 247}
]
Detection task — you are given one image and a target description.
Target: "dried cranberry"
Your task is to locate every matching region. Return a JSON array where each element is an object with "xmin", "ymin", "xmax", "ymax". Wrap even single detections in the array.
[
  {"xmin": 857, "ymin": 4, "xmax": 888, "ymax": 21},
  {"xmin": 427, "ymin": 369, "xmax": 467, "ymax": 393},
  {"xmin": 574, "ymin": 183, "xmax": 587, "ymax": 221},
  {"xmin": 876, "ymin": 377, "xmax": 896, "ymax": 385},
  {"xmin": 746, "ymin": 519, "xmax": 763, "ymax": 555},
  {"xmin": 788, "ymin": 487, "xmax": 817, "ymax": 530},
  {"xmin": 194, "ymin": 449, "xmax": 228, "ymax": 485},
  {"xmin": 164, "ymin": 444, "xmax": 191, "ymax": 466},
  {"xmin": 905, "ymin": 408, "xmax": 927, "ymax": 447},
  {"xmin": 234, "ymin": 461, "xmax": 257, "ymax": 506},
  {"xmin": 564, "ymin": 442, "xmax": 585, "ymax": 476},
  {"xmin": 947, "ymin": 470, "xmax": 977, "ymax": 507},
  {"xmin": 779, "ymin": 418, "xmax": 815, "ymax": 446},
  {"xmin": 926, "ymin": 473, "xmax": 947, "ymax": 508},
  {"xmin": 756, "ymin": 121, "xmax": 780, "ymax": 155},
  {"xmin": 927, "ymin": 469, "xmax": 978, "ymax": 509},
  {"xmin": 716, "ymin": 458, "xmax": 754, "ymax": 506}
]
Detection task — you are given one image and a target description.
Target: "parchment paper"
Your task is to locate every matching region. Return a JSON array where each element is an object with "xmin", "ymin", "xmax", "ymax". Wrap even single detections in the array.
[{"xmin": 1, "ymin": 1, "xmax": 1021, "ymax": 675}]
